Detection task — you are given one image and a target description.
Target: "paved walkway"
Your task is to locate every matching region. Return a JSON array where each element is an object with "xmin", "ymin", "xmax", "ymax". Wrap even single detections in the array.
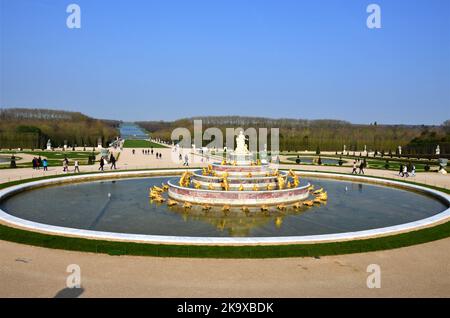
[{"xmin": 0, "ymin": 147, "xmax": 449, "ymax": 297}]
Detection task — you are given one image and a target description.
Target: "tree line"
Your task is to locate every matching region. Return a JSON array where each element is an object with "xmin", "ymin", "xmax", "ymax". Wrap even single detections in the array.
[
  {"xmin": 0, "ymin": 108, "xmax": 120, "ymax": 149},
  {"xmin": 137, "ymin": 116, "xmax": 449, "ymax": 154}
]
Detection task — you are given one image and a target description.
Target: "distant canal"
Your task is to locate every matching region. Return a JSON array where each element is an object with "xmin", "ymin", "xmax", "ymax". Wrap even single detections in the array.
[{"xmin": 119, "ymin": 123, "xmax": 148, "ymax": 140}]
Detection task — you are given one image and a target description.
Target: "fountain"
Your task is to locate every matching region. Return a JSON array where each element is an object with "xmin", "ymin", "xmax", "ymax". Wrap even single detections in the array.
[{"xmin": 161, "ymin": 132, "xmax": 318, "ymax": 208}]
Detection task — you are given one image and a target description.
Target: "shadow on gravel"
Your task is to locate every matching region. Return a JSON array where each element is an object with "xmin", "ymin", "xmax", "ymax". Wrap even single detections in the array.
[{"xmin": 54, "ymin": 287, "xmax": 85, "ymax": 298}]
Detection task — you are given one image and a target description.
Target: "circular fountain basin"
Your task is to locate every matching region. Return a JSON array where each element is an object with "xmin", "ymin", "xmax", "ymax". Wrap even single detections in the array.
[{"xmin": 0, "ymin": 170, "xmax": 448, "ymax": 245}]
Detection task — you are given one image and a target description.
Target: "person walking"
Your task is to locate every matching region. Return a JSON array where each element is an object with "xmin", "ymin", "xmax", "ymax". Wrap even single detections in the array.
[
  {"xmin": 63, "ymin": 158, "xmax": 69, "ymax": 172},
  {"xmin": 110, "ymin": 154, "xmax": 117, "ymax": 170},
  {"xmin": 411, "ymin": 164, "xmax": 416, "ymax": 177},
  {"xmin": 99, "ymin": 157, "xmax": 104, "ymax": 171},
  {"xmin": 358, "ymin": 160, "xmax": 365, "ymax": 174},
  {"xmin": 399, "ymin": 164, "xmax": 404, "ymax": 177},
  {"xmin": 151, "ymin": 148, "xmax": 154, "ymax": 155},
  {"xmin": 403, "ymin": 164, "xmax": 408, "ymax": 177},
  {"xmin": 37, "ymin": 156, "xmax": 42, "ymax": 170},
  {"xmin": 32, "ymin": 157, "xmax": 37, "ymax": 170},
  {"xmin": 184, "ymin": 154, "xmax": 189, "ymax": 166},
  {"xmin": 74, "ymin": 160, "xmax": 80, "ymax": 173},
  {"xmin": 352, "ymin": 161, "xmax": 357, "ymax": 174},
  {"xmin": 42, "ymin": 158, "xmax": 48, "ymax": 171}
]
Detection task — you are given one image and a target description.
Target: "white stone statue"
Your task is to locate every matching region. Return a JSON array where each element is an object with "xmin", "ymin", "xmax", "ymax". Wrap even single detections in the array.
[
  {"xmin": 235, "ymin": 131, "xmax": 249, "ymax": 154},
  {"xmin": 46, "ymin": 139, "xmax": 52, "ymax": 150},
  {"xmin": 436, "ymin": 145, "xmax": 440, "ymax": 155},
  {"xmin": 343, "ymin": 145, "xmax": 346, "ymax": 152},
  {"xmin": 398, "ymin": 145, "xmax": 402, "ymax": 155}
]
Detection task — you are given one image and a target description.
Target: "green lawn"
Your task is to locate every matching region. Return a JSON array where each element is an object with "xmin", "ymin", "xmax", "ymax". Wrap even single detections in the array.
[
  {"xmin": 282, "ymin": 154, "xmax": 442, "ymax": 172},
  {"xmin": 0, "ymin": 169, "xmax": 448, "ymax": 258},
  {"xmin": 0, "ymin": 150, "xmax": 98, "ymax": 168},
  {"xmin": 123, "ymin": 140, "xmax": 167, "ymax": 148}
]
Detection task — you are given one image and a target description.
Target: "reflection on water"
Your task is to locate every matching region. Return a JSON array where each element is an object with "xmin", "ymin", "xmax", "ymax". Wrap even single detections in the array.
[
  {"xmin": 0, "ymin": 177, "xmax": 447, "ymax": 237},
  {"xmin": 0, "ymin": 157, "xmax": 10, "ymax": 163}
]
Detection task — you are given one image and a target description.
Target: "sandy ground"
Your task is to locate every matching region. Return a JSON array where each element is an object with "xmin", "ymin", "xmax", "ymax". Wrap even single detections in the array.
[
  {"xmin": 0, "ymin": 146, "xmax": 449, "ymax": 297},
  {"xmin": 1, "ymin": 238, "xmax": 449, "ymax": 297}
]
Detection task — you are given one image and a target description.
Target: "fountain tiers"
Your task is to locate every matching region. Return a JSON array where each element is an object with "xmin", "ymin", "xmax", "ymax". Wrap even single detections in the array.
[{"xmin": 168, "ymin": 152, "xmax": 310, "ymax": 206}]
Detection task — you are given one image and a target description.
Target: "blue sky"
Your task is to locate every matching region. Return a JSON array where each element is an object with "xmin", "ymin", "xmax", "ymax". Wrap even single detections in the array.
[{"xmin": 1, "ymin": 0, "xmax": 449, "ymax": 124}]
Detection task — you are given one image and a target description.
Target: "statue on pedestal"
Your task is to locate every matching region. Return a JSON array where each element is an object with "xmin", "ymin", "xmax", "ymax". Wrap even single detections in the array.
[
  {"xmin": 436, "ymin": 145, "xmax": 440, "ymax": 155},
  {"xmin": 235, "ymin": 131, "xmax": 249, "ymax": 154},
  {"xmin": 46, "ymin": 139, "xmax": 52, "ymax": 150}
]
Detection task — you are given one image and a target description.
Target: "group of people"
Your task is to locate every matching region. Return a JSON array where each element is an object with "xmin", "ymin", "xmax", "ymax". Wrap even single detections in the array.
[
  {"xmin": 351, "ymin": 159, "xmax": 367, "ymax": 174},
  {"xmin": 399, "ymin": 163, "xmax": 416, "ymax": 177},
  {"xmin": 98, "ymin": 154, "xmax": 117, "ymax": 171},
  {"xmin": 142, "ymin": 149, "xmax": 154, "ymax": 155},
  {"xmin": 131, "ymin": 148, "xmax": 162, "ymax": 159},
  {"xmin": 62, "ymin": 157, "xmax": 80, "ymax": 173},
  {"xmin": 31, "ymin": 156, "xmax": 48, "ymax": 171}
]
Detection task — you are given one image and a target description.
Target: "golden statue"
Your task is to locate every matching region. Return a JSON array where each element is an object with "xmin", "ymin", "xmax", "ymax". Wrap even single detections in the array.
[
  {"xmin": 238, "ymin": 184, "xmax": 244, "ymax": 191},
  {"xmin": 167, "ymin": 199, "xmax": 178, "ymax": 206},
  {"xmin": 179, "ymin": 171, "xmax": 191, "ymax": 187},
  {"xmin": 222, "ymin": 178, "xmax": 229, "ymax": 191},
  {"xmin": 293, "ymin": 175, "xmax": 300, "ymax": 187},
  {"xmin": 277, "ymin": 175, "xmax": 285, "ymax": 190}
]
